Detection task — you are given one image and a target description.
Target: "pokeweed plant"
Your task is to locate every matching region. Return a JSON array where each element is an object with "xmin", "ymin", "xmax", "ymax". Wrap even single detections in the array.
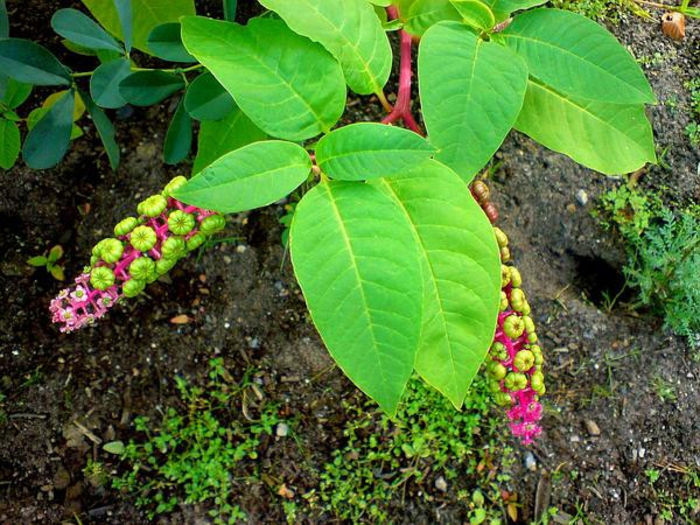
[{"xmin": 11, "ymin": 0, "xmax": 657, "ymax": 439}]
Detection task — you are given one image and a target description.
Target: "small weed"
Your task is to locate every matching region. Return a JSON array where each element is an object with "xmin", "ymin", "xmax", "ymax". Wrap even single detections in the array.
[
  {"xmin": 83, "ymin": 458, "xmax": 108, "ymax": 488},
  {"xmin": 646, "ymin": 468, "xmax": 661, "ymax": 484},
  {"xmin": 112, "ymin": 358, "xmax": 282, "ymax": 524},
  {"xmin": 651, "ymin": 376, "xmax": 677, "ymax": 402},
  {"xmin": 684, "ymin": 78, "xmax": 700, "ymax": 146},
  {"xmin": 26, "ymin": 245, "xmax": 65, "ymax": 281}
]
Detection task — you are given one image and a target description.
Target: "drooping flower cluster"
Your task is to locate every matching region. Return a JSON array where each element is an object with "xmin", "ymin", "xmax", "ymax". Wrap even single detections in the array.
[
  {"xmin": 472, "ymin": 181, "xmax": 546, "ymax": 445},
  {"xmin": 50, "ymin": 176, "xmax": 225, "ymax": 333}
]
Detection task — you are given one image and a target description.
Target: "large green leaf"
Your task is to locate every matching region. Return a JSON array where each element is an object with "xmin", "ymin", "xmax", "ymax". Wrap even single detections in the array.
[
  {"xmin": 146, "ymin": 22, "xmax": 194, "ymax": 62},
  {"xmin": 22, "ymin": 90, "xmax": 74, "ymax": 169},
  {"xmin": 181, "ymin": 16, "xmax": 346, "ymax": 141},
  {"xmin": 449, "ymin": 0, "xmax": 495, "ymax": 30},
  {"xmin": 258, "ymin": 0, "xmax": 392, "ymax": 95},
  {"xmin": 501, "ymin": 8, "xmax": 655, "ymax": 104},
  {"xmin": 419, "ymin": 22, "xmax": 528, "ymax": 181},
  {"xmin": 403, "ymin": 0, "xmax": 461, "ymax": 36},
  {"xmin": 174, "ymin": 140, "xmax": 311, "ymax": 213},
  {"xmin": 82, "ymin": 89, "xmax": 119, "ymax": 170},
  {"xmin": 51, "ymin": 8, "xmax": 123, "ymax": 53},
  {"xmin": 82, "ymin": 0, "xmax": 194, "ymax": 53},
  {"xmin": 119, "ymin": 70, "xmax": 184, "ymax": 106},
  {"xmin": 163, "ymin": 98, "xmax": 192, "ymax": 165},
  {"xmin": 0, "ymin": 118, "xmax": 20, "ymax": 169},
  {"xmin": 315, "ymin": 123, "xmax": 435, "ymax": 180},
  {"xmin": 113, "ymin": 0, "xmax": 133, "ymax": 52},
  {"xmin": 290, "ymin": 181, "xmax": 423, "ymax": 413},
  {"xmin": 480, "ymin": 0, "xmax": 546, "ymax": 20},
  {"xmin": 90, "ymin": 58, "xmax": 131, "ymax": 108},
  {"xmin": 0, "ymin": 39, "xmax": 71, "ymax": 86},
  {"xmin": 516, "ymin": 80, "xmax": 656, "ymax": 174},
  {"xmin": 375, "ymin": 161, "xmax": 500, "ymax": 407},
  {"xmin": 192, "ymin": 107, "xmax": 267, "ymax": 173},
  {"xmin": 184, "ymin": 72, "xmax": 235, "ymax": 121}
]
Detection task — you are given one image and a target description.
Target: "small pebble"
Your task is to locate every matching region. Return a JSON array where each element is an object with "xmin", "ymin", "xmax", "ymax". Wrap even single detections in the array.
[
  {"xmin": 276, "ymin": 423, "xmax": 289, "ymax": 437},
  {"xmin": 434, "ymin": 476, "xmax": 447, "ymax": 492},
  {"xmin": 524, "ymin": 451, "xmax": 537, "ymax": 471},
  {"xmin": 585, "ymin": 419, "xmax": 601, "ymax": 436},
  {"xmin": 575, "ymin": 189, "xmax": 589, "ymax": 206}
]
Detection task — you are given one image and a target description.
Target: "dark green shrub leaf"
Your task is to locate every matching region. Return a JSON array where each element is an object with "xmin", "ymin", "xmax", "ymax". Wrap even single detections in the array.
[
  {"xmin": 501, "ymin": 8, "xmax": 655, "ymax": 104},
  {"xmin": 146, "ymin": 22, "xmax": 194, "ymax": 62},
  {"xmin": 163, "ymin": 98, "xmax": 192, "ymax": 164},
  {"xmin": 375, "ymin": 161, "xmax": 501, "ymax": 408},
  {"xmin": 0, "ymin": 0, "xmax": 8, "ymax": 39},
  {"xmin": 0, "ymin": 118, "xmax": 20, "ymax": 169},
  {"xmin": 183, "ymin": 72, "xmax": 235, "ymax": 121},
  {"xmin": 290, "ymin": 181, "xmax": 423, "ymax": 414},
  {"xmin": 22, "ymin": 90, "xmax": 74, "ymax": 169},
  {"xmin": 315, "ymin": 123, "xmax": 435, "ymax": 180},
  {"xmin": 181, "ymin": 16, "xmax": 346, "ymax": 141},
  {"xmin": 0, "ymin": 75, "xmax": 32, "ymax": 108},
  {"xmin": 192, "ymin": 106, "xmax": 267, "ymax": 173},
  {"xmin": 222, "ymin": 0, "xmax": 237, "ymax": 21},
  {"xmin": 174, "ymin": 140, "xmax": 311, "ymax": 213},
  {"xmin": 119, "ymin": 70, "xmax": 184, "ymax": 106},
  {"xmin": 90, "ymin": 58, "xmax": 131, "ymax": 108},
  {"xmin": 419, "ymin": 22, "xmax": 528, "ymax": 181},
  {"xmin": 51, "ymin": 8, "xmax": 123, "ymax": 53},
  {"xmin": 82, "ymin": 89, "xmax": 119, "ymax": 170},
  {"xmin": 515, "ymin": 80, "xmax": 656, "ymax": 174},
  {"xmin": 258, "ymin": 0, "xmax": 392, "ymax": 95},
  {"xmin": 0, "ymin": 38, "xmax": 71, "ymax": 86},
  {"xmin": 113, "ymin": 0, "xmax": 133, "ymax": 52}
]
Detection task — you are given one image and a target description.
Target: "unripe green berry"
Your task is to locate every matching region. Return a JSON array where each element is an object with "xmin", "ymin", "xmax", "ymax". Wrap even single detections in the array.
[
  {"xmin": 90, "ymin": 266, "xmax": 115, "ymax": 291},
  {"xmin": 490, "ymin": 342, "xmax": 508, "ymax": 361},
  {"xmin": 527, "ymin": 332, "xmax": 538, "ymax": 343},
  {"xmin": 513, "ymin": 349, "xmax": 535, "ymax": 372},
  {"xmin": 168, "ymin": 210, "xmax": 195, "ymax": 235},
  {"xmin": 114, "ymin": 217, "xmax": 139, "ymax": 237},
  {"xmin": 155, "ymin": 257, "xmax": 177, "ymax": 275},
  {"xmin": 186, "ymin": 232, "xmax": 206, "ymax": 252},
  {"xmin": 530, "ymin": 345, "xmax": 544, "ymax": 366},
  {"xmin": 92, "ymin": 239, "xmax": 107, "ymax": 257},
  {"xmin": 509, "ymin": 267, "xmax": 522, "ymax": 288},
  {"xmin": 504, "ymin": 372, "xmax": 528, "ymax": 391},
  {"xmin": 489, "ymin": 379, "xmax": 502, "ymax": 394},
  {"xmin": 90, "ymin": 255, "xmax": 99, "ymax": 267},
  {"xmin": 162, "ymin": 175, "xmax": 188, "ymax": 198},
  {"xmin": 503, "ymin": 314, "xmax": 525, "ymax": 339},
  {"xmin": 495, "ymin": 392, "xmax": 512, "ymax": 406},
  {"xmin": 137, "ymin": 195, "xmax": 168, "ymax": 218},
  {"xmin": 129, "ymin": 257, "xmax": 156, "ymax": 281},
  {"xmin": 200, "ymin": 214, "xmax": 226, "ymax": 235},
  {"xmin": 509, "ymin": 288, "xmax": 527, "ymax": 312},
  {"xmin": 493, "ymin": 227, "xmax": 508, "ymax": 248},
  {"xmin": 130, "ymin": 226, "xmax": 157, "ymax": 252},
  {"xmin": 122, "ymin": 278, "xmax": 145, "ymax": 298},
  {"xmin": 499, "ymin": 291, "xmax": 509, "ymax": 312},
  {"xmin": 500, "ymin": 246, "xmax": 511, "ymax": 262},
  {"xmin": 161, "ymin": 236, "xmax": 186, "ymax": 260},
  {"xmin": 523, "ymin": 315, "xmax": 536, "ymax": 335},
  {"xmin": 487, "ymin": 361, "xmax": 507, "ymax": 380},
  {"xmin": 99, "ymin": 238, "xmax": 124, "ymax": 264},
  {"xmin": 530, "ymin": 370, "xmax": 546, "ymax": 395},
  {"xmin": 501, "ymin": 265, "xmax": 511, "ymax": 288},
  {"xmin": 521, "ymin": 301, "xmax": 531, "ymax": 316}
]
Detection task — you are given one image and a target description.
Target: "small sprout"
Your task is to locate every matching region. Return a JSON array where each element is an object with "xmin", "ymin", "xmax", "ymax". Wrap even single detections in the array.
[
  {"xmin": 168, "ymin": 210, "xmax": 196, "ymax": 235},
  {"xmin": 114, "ymin": 217, "xmax": 139, "ymax": 237},
  {"xmin": 90, "ymin": 266, "xmax": 115, "ymax": 290},
  {"xmin": 27, "ymin": 245, "xmax": 65, "ymax": 281},
  {"xmin": 130, "ymin": 226, "xmax": 157, "ymax": 252},
  {"xmin": 137, "ymin": 195, "xmax": 168, "ymax": 218}
]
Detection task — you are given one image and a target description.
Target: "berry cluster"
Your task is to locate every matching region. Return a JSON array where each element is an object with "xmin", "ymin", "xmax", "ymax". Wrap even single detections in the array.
[
  {"xmin": 472, "ymin": 180, "xmax": 546, "ymax": 444},
  {"xmin": 49, "ymin": 176, "xmax": 225, "ymax": 333}
]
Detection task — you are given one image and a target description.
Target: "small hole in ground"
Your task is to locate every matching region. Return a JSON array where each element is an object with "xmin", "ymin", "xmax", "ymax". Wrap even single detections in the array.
[{"xmin": 571, "ymin": 254, "xmax": 634, "ymax": 309}]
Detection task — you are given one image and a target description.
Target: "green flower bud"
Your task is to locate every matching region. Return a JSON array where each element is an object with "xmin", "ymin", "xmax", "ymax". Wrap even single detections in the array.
[
  {"xmin": 162, "ymin": 175, "xmax": 188, "ymax": 198},
  {"xmin": 530, "ymin": 370, "xmax": 545, "ymax": 395},
  {"xmin": 503, "ymin": 314, "xmax": 525, "ymax": 339},
  {"xmin": 130, "ymin": 226, "xmax": 157, "ymax": 252},
  {"xmin": 90, "ymin": 266, "xmax": 115, "ymax": 291},
  {"xmin": 509, "ymin": 267, "xmax": 522, "ymax": 288},
  {"xmin": 200, "ymin": 214, "xmax": 226, "ymax": 235},
  {"xmin": 487, "ymin": 361, "xmax": 507, "ymax": 380},
  {"xmin": 495, "ymin": 391, "xmax": 512, "ymax": 406},
  {"xmin": 509, "ymin": 288, "xmax": 527, "ymax": 312},
  {"xmin": 161, "ymin": 236, "xmax": 186, "ymax": 260},
  {"xmin": 128, "ymin": 257, "xmax": 156, "ymax": 281},
  {"xmin": 156, "ymin": 257, "xmax": 177, "ymax": 275},
  {"xmin": 137, "ymin": 195, "xmax": 168, "ymax": 218},
  {"xmin": 493, "ymin": 227, "xmax": 508, "ymax": 248},
  {"xmin": 490, "ymin": 342, "xmax": 508, "ymax": 361},
  {"xmin": 513, "ymin": 349, "xmax": 535, "ymax": 372},
  {"xmin": 99, "ymin": 238, "xmax": 124, "ymax": 264},
  {"xmin": 523, "ymin": 315, "xmax": 536, "ymax": 335},
  {"xmin": 122, "ymin": 278, "xmax": 145, "ymax": 298},
  {"xmin": 504, "ymin": 372, "xmax": 528, "ymax": 391},
  {"xmin": 168, "ymin": 210, "xmax": 196, "ymax": 235},
  {"xmin": 186, "ymin": 232, "xmax": 206, "ymax": 252},
  {"xmin": 501, "ymin": 265, "xmax": 511, "ymax": 288},
  {"xmin": 114, "ymin": 217, "xmax": 139, "ymax": 237},
  {"xmin": 499, "ymin": 291, "xmax": 509, "ymax": 312}
]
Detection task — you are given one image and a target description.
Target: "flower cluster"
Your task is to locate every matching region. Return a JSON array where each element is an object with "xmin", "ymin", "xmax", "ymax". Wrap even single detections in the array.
[
  {"xmin": 49, "ymin": 176, "xmax": 225, "ymax": 333},
  {"xmin": 472, "ymin": 180, "xmax": 546, "ymax": 445}
]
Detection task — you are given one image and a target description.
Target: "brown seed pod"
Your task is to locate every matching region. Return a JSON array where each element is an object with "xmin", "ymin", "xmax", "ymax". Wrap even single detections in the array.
[
  {"xmin": 661, "ymin": 11, "xmax": 685, "ymax": 41},
  {"xmin": 471, "ymin": 180, "xmax": 490, "ymax": 205}
]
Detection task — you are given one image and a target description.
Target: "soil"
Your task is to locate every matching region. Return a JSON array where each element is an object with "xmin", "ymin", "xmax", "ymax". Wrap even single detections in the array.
[{"xmin": 0, "ymin": 1, "xmax": 698, "ymax": 524}]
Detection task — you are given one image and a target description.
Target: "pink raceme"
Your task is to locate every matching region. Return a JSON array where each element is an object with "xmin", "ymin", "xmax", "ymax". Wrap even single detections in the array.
[{"xmin": 49, "ymin": 176, "xmax": 225, "ymax": 333}]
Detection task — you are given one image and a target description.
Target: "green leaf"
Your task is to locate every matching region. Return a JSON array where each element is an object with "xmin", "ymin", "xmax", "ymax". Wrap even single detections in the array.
[
  {"xmin": 48, "ymin": 245, "xmax": 64, "ymax": 262},
  {"xmin": 27, "ymin": 255, "xmax": 48, "ymax": 266},
  {"xmin": 103, "ymin": 440, "xmax": 125, "ymax": 455},
  {"xmin": 22, "ymin": 90, "xmax": 74, "ymax": 169},
  {"xmin": 163, "ymin": 98, "xmax": 192, "ymax": 165},
  {"xmin": 113, "ymin": 0, "xmax": 133, "ymax": 52},
  {"xmin": 290, "ymin": 181, "xmax": 423, "ymax": 413},
  {"xmin": 375, "ymin": 161, "xmax": 501, "ymax": 407},
  {"xmin": 82, "ymin": 0, "xmax": 195, "ymax": 53},
  {"xmin": 184, "ymin": 72, "xmax": 235, "ymax": 121},
  {"xmin": 403, "ymin": 0, "xmax": 461, "ymax": 36},
  {"xmin": 419, "ymin": 22, "xmax": 528, "ymax": 181},
  {"xmin": 0, "ymin": 76, "xmax": 32, "ymax": 108},
  {"xmin": 146, "ymin": 22, "xmax": 194, "ymax": 62},
  {"xmin": 82, "ymin": 89, "xmax": 120, "ymax": 170},
  {"xmin": 181, "ymin": 16, "xmax": 346, "ymax": 141},
  {"xmin": 51, "ymin": 8, "xmax": 123, "ymax": 53},
  {"xmin": 315, "ymin": 123, "xmax": 435, "ymax": 180},
  {"xmin": 223, "ymin": 0, "xmax": 237, "ymax": 21},
  {"xmin": 449, "ymin": 0, "xmax": 495, "ymax": 30},
  {"xmin": 90, "ymin": 58, "xmax": 131, "ymax": 108},
  {"xmin": 0, "ymin": 118, "xmax": 20, "ymax": 169},
  {"xmin": 0, "ymin": 0, "xmax": 8, "ymax": 39},
  {"xmin": 515, "ymin": 80, "xmax": 656, "ymax": 174},
  {"xmin": 501, "ymin": 8, "xmax": 655, "ymax": 104},
  {"xmin": 119, "ymin": 70, "xmax": 184, "ymax": 106},
  {"xmin": 257, "ymin": 0, "xmax": 392, "ymax": 95},
  {"xmin": 0, "ymin": 39, "xmax": 71, "ymax": 86},
  {"xmin": 49, "ymin": 264, "xmax": 65, "ymax": 281},
  {"xmin": 480, "ymin": 0, "xmax": 546, "ymax": 20},
  {"xmin": 174, "ymin": 140, "xmax": 311, "ymax": 213},
  {"xmin": 192, "ymin": 106, "xmax": 267, "ymax": 173}
]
